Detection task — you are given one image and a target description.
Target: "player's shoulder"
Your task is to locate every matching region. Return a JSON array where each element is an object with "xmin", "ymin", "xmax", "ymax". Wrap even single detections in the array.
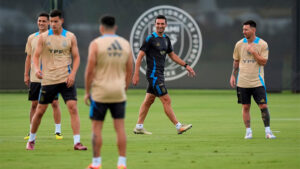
[
  {"xmin": 235, "ymin": 38, "xmax": 245, "ymax": 47},
  {"xmin": 257, "ymin": 37, "xmax": 268, "ymax": 46},
  {"xmin": 27, "ymin": 32, "xmax": 38, "ymax": 40}
]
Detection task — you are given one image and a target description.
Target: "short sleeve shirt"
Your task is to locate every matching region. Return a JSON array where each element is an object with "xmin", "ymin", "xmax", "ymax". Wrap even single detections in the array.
[
  {"xmin": 233, "ymin": 37, "xmax": 269, "ymax": 88},
  {"xmin": 140, "ymin": 32, "xmax": 173, "ymax": 80}
]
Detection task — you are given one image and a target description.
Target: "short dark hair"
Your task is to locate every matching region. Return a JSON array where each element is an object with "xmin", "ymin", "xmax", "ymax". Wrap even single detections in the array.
[
  {"xmin": 100, "ymin": 15, "xmax": 116, "ymax": 28},
  {"xmin": 38, "ymin": 12, "xmax": 49, "ymax": 19},
  {"xmin": 243, "ymin": 20, "xmax": 256, "ymax": 28},
  {"xmin": 155, "ymin": 15, "xmax": 167, "ymax": 24},
  {"xmin": 50, "ymin": 9, "xmax": 63, "ymax": 18}
]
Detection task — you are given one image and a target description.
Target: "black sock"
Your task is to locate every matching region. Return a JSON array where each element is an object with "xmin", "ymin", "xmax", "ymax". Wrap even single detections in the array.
[{"xmin": 261, "ymin": 108, "xmax": 270, "ymax": 127}]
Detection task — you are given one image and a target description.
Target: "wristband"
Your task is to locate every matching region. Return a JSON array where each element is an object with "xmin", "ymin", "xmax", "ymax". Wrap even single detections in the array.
[{"xmin": 184, "ymin": 63, "xmax": 188, "ymax": 68}]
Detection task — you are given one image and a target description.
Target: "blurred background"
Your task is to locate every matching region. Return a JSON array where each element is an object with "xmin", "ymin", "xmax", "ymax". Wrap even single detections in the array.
[{"xmin": 0, "ymin": 0, "xmax": 299, "ymax": 92}]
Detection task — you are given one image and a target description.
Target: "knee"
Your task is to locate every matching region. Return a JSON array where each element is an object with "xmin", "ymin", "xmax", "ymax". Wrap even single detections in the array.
[
  {"xmin": 51, "ymin": 101, "xmax": 59, "ymax": 109},
  {"xmin": 144, "ymin": 98, "xmax": 155, "ymax": 106},
  {"xmin": 31, "ymin": 102, "xmax": 38, "ymax": 111},
  {"xmin": 68, "ymin": 105, "xmax": 78, "ymax": 115},
  {"xmin": 242, "ymin": 105, "xmax": 250, "ymax": 112},
  {"xmin": 259, "ymin": 104, "xmax": 268, "ymax": 109}
]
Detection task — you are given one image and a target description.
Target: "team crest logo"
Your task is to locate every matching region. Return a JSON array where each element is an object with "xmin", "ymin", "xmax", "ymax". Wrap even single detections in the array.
[{"xmin": 130, "ymin": 5, "xmax": 203, "ymax": 81}]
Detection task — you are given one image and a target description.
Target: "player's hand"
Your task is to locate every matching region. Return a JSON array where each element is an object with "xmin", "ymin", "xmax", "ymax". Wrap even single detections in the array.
[
  {"xmin": 66, "ymin": 73, "xmax": 75, "ymax": 88},
  {"xmin": 35, "ymin": 69, "xmax": 43, "ymax": 79},
  {"xmin": 84, "ymin": 93, "xmax": 91, "ymax": 106},
  {"xmin": 24, "ymin": 75, "xmax": 30, "ymax": 87},
  {"xmin": 132, "ymin": 74, "xmax": 139, "ymax": 86},
  {"xmin": 246, "ymin": 43, "xmax": 257, "ymax": 55},
  {"xmin": 186, "ymin": 66, "xmax": 196, "ymax": 77},
  {"xmin": 230, "ymin": 75, "xmax": 236, "ymax": 88}
]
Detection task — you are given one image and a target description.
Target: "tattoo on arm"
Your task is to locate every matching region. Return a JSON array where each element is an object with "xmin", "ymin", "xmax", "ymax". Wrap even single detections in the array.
[{"xmin": 231, "ymin": 61, "xmax": 239, "ymax": 77}]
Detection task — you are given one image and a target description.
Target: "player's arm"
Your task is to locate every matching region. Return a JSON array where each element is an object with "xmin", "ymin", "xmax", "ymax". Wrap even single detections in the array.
[
  {"xmin": 247, "ymin": 43, "xmax": 267, "ymax": 65},
  {"xmin": 168, "ymin": 52, "xmax": 196, "ymax": 77},
  {"xmin": 230, "ymin": 60, "xmax": 239, "ymax": 88},
  {"xmin": 67, "ymin": 34, "xmax": 81, "ymax": 88},
  {"xmin": 33, "ymin": 35, "xmax": 44, "ymax": 79},
  {"xmin": 125, "ymin": 48, "xmax": 133, "ymax": 90},
  {"xmin": 132, "ymin": 50, "xmax": 145, "ymax": 86},
  {"xmin": 84, "ymin": 41, "xmax": 97, "ymax": 105},
  {"xmin": 24, "ymin": 54, "xmax": 31, "ymax": 87}
]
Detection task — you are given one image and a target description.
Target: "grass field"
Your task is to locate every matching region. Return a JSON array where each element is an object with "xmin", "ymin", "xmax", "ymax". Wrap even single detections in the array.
[{"xmin": 0, "ymin": 89, "xmax": 299, "ymax": 169}]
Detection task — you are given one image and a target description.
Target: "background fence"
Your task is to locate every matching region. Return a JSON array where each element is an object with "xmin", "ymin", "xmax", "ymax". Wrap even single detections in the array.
[{"xmin": 0, "ymin": 0, "xmax": 299, "ymax": 92}]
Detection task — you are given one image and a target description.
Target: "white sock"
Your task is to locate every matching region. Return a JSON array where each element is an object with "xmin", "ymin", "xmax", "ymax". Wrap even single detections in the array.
[
  {"xmin": 265, "ymin": 127, "xmax": 271, "ymax": 133},
  {"xmin": 29, "ymin": 133, "xmax": 36, "ymax": 142},
  {"xmin": 175, "ymin": 122, "xmax": 182, "ymax": 130},
  {"xmin": 92, "ymin": 157, "xmax": 101, "ymax": 167},
  {"xmin": 117, "ymin": 156, "xmax": 126, "ymax": 166},
  {"xmin": 55, "ymin": 124, "xmax": 61, "ymax": 133},
  {"xmin": 136, "ymin": 124, "xmax": 143, "ymax": 129},
  {"xmin": 73, "ymin": 135, "xmax": 80, "ymax": 145},
  {"xmin": 246, "ymin": 128, "xmax": 252, "ymax": 133}
]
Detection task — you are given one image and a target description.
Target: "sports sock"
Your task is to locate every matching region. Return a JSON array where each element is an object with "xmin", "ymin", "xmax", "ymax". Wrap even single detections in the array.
[
  {"xmin": 265, "ymin": 126, "xmax": 271, "ymax": 133},
  {"xmin": 260, "ymin": 108, "xmax": 270, "ymax": 127},
  {"xmin": 136, "ymin": 124, "xmax": 143, "ymax": 129},
  {"xmin": 175, "ymin": 122, "xmax": 182, "ymax": 130},
  {"xmin": 246, "ymin": 128, "xmax": 252, "ymax": 133},
  {"xmin": 29, "ymin": 133, "xmax": 36, "ymax": 142},
  {"xmin": 55, "ymin": 124, "xmax": 61, "ymax": 134},
  {"xmin": 117, "ymin": 156, "xmax": 126, "ymax": 166},
  {"xmin": 92, "ymin": 157, "xmax": 101, "ymax": 167},
  {"xmin": 73, "ymin": 135, "xmax": 80, "ymax": 145}
]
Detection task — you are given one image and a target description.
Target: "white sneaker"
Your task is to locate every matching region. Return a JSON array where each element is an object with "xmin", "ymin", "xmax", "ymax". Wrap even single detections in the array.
[
  {"xmin": 265, "ymin": 131, "xmax": 276, "ymax": 139},
  {"xmin": 244, "ymin": 131, "xmax": 253, "ymax": 139}
]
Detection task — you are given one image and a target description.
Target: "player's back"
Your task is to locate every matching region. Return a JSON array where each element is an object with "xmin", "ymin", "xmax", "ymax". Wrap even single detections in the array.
[{"xmin": 91, "ymin": 35, "xmax": 130, "ymax": 103}]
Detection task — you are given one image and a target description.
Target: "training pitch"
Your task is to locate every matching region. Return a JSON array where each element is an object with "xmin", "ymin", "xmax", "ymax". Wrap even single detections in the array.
[{"xmin": 0, "ymin": 89, "xmax": 299, "ymax": 169}]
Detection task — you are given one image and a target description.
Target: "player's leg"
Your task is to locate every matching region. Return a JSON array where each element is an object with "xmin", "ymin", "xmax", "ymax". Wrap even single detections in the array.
[
  {"xmin": 60, "ymin": 83, "xmax": 87, "ymax": 150},
  {"xmin": 51, "ymin": 96, "xmax": 63, "ymax": 139},
  {"xmin": 134, "ymin": 93, "xmax": 155, "ymax": 134},
  {"xmin": 253, "ymin": 86, "xmax": 276, "ymax": 139},
  {"xmin": 25, "ymin": 82, "xmax": 40, "ymax": 140},
  {"xmin": 26, "ymin": 103, "xmax": 49, "ymax": 150},
  {"xmin": 26, "ymin": 84, "xmax": 57, "ymax": 150},
  {"xmin": 110, "ymin": 102, "xmax": 127, "ymax": 169},
  {"xmin": 87, "ymin": 100, "xmax": 108, "ymax": 169},
  {"xmin": 158, "ymin": 94, "xmax": 192, "ymax": 134},
  {"xmin": 238, "ymin": 87, "xmax": 253, "ymax": 139}
]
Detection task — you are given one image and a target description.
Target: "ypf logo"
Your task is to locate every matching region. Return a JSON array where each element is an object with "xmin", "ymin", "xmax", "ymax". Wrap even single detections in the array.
[{"xmin": 130, "ymin": 5, "xmax": 202, "ymax": 81}]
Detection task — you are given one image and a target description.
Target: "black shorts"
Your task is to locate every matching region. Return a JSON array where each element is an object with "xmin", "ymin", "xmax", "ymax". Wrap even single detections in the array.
[
  {"xmin": 89, "ymin": 99, "xmax": 126, "ymax": 121},
  {"xmin": 29, "ymin": 82, "xmax": 58, "ymax": 101},
  {"xmin": 146, "ymin": 78, "xmax": 168, "ymax": 97},
  {"xmin": 38, "ymin": 83, "xmax": 76, "ymax": 104},
  {"xmin": 237, "ymin": 86, "xmax": 267, "ymax": 104}
]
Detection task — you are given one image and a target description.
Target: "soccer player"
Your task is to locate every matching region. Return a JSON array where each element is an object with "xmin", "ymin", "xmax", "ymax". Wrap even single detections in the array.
[
  {"xmin": 26, "ymin": 10, "xmax": 87, "ymax": 150},
  {"xmin": 132, "ymin": 15, "xmax": 195, "ymax": 135},
  {"xmin": 24, "ymin": 12, "xmax": 63, "ymax": 140},
  {"xmin": 230, "ymin": 20, "xmax": 276, "ymax": 139},
  {"xmin": 84, "ymin": 15, "xmax": 133, "ymax": 169}
]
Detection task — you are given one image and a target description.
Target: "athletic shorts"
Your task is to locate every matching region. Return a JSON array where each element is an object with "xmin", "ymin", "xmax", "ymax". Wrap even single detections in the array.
[
  {"xmin": 237, "ymin": 86, "xmax": 267, "ymax": 104},
  {"xmin": 89, "ymin": 99, "xmax": 126, "ymax": 121},
  {"xmin": 29, "ymin": 82, "xmax": 58, "ymax": 101},
  {"xmin": 146, "ymin": 78, "xmax": 168, "ymax": 97},
  {"xmin": 39, "ymin": 82, "xmax": 76, "ymax": 104}
]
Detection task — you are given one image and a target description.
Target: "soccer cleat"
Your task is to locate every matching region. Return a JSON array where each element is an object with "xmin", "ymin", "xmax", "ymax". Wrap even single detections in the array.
[
  {"xmin": 117, "ymin": 165, "xmax": 127, "ymax": 169},
  {"xmin": 244, "ymin": 131, "xmax": 253, "ymax": 139},
  {"xmin": 74, "ymin": 142, "xmax": 87, "ymax": 150},
  {"xmin": 86, "ymin": 164, "xmax": 101, "ymax": 169},
  {"xmin": 133, "ymin": 127, "xmax": 152, "ymax": 135},
  {"xmin": 55, "ymin": 132, "xmax": 63, "ymax": 140},
  {"xmin": 265, "ymin": 131, "xmax": 276, "ymax": 139},
  {"xmin": 26, "ymin": 140, "xmax": 35, "ymax": 150},
  {"xmin": 24, "ymin": 133, "xmax": 30, "ymax": 140},
  {"xmin": 177, "ymin": 124, "xmax": 192, "ymax": 134}
]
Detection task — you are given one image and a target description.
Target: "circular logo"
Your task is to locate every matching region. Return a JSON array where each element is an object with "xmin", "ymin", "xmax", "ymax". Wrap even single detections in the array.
[{"xmin": 130, "ymin": 5, "xmax": 203, "ymax": 81}]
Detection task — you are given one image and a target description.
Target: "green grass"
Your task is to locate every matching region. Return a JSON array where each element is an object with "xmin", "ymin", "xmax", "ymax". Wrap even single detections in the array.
[{"xmin": 0, "ymin": 89, "xmax": 299, "ymax": 169}]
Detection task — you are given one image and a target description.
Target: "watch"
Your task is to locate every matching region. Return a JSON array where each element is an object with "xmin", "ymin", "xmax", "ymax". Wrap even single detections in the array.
[{"xmin": 184, "ymin": 63, "xmax": 188, "ymax": 68}]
